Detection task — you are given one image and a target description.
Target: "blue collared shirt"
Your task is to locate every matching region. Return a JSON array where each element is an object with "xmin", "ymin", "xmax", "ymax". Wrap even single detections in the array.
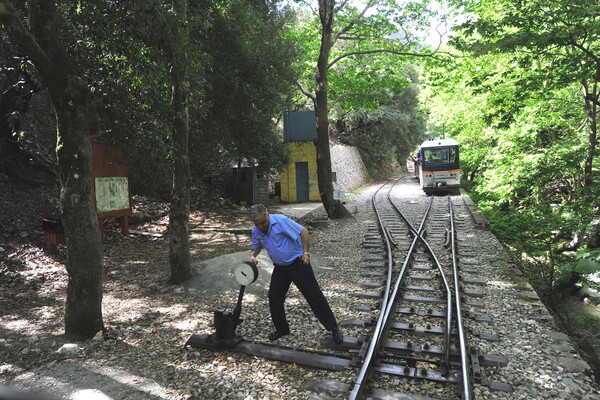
[{"xmin": 251, "ymin": 214, "xmax": 304, "ymax": 265}]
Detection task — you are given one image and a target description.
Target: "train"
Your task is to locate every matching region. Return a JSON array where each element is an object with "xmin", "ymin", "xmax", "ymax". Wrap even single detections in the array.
[{"xmin": 412, "ymin": 138, "xmax": 460, "ymax": 194}]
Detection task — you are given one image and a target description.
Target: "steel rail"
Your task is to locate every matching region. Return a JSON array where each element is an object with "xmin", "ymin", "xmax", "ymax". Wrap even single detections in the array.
[
  {"xmin": 348, "ymin": 181, "xmax": 434, "ymax": 400},
  {"xmin": 347, "ymin": 181, "xmax": 397, "ymax": 400},
  {"xmin": 449, "ymin": 196, "xmax": 473, "ymax": 400},
  {"xmin": 386, "ymin": 192, "xmax": 453, "ymax": 372}
]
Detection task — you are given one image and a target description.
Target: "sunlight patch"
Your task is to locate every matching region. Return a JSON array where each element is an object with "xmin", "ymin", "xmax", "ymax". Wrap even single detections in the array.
[
  {"xmin": 2, "ymin": 318, "xmax": 33, "ymax": 330},
  {"xmin": 70, "ymin": 389, "xmax": 112, "ymax": 400},
  {"xmin": 487, "ymin": 280, "xmax": 514, "ymax": 289}
]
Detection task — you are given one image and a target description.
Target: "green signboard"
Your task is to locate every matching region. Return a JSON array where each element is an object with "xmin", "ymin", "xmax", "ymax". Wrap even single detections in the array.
[{"xmin": 95, "ymin": 177, "xmax": 130, "ymax": 212}]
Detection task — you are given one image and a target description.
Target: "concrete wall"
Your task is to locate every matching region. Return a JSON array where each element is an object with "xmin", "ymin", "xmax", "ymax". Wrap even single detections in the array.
[{"xmin": 330, "ymin": 143, "xmax": 370, "ymax": 195}]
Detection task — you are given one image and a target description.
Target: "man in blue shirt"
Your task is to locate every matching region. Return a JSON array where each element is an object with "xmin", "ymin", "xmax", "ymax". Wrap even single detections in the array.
[{"xmin": 249, "ymin": 204, "xmax": 343, "ymax": 344}]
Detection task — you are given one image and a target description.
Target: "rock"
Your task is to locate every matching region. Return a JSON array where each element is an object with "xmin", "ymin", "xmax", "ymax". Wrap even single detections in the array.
[
  {"xmin": 557, "ymin": 356, "xmax": 591, "ymax": 374},
  {"xmin": 27, "ymin": 335, "xmax": 40, "ymax": 344},
  {"xmin": 56, "ymin": 343, "xmax": 79, "ymax": 356}
]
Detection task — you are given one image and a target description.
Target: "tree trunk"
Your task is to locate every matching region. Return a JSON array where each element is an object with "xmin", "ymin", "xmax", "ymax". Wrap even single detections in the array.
[
  {"xmin": 582, "ymin": 78, "xmax": 598, "ymax": 189},
  {"xmin": 315, "ymin": 1, "xmax": 350, "ymax": 219},
  {"xmin": 0, "ymin": 0, "xmax": 104, "ymax": 339},
  {"xmin": 56, "ymin": 79, "xmax": 104, "ymax": 339},
  {"xmin": 168, "ymin": 0, "xmax": 192, "ymax": 284}
]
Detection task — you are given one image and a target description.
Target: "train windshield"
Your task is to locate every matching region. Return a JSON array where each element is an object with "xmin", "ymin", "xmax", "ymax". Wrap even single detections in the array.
[{"xmin": 422, "ymin": 147, "xmax": 458, "ymax": 165}]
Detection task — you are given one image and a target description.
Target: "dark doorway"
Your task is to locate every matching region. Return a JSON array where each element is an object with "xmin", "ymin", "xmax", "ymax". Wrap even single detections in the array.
[{"xmin": 296, "ymin": 162, "xmax": 309, "ymax": 202}]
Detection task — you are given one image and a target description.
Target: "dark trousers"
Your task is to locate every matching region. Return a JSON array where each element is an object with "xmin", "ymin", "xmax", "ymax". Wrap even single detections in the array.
[{"xmin": 269, "ymin": 258, "xmax": 338, "ymax": 333}]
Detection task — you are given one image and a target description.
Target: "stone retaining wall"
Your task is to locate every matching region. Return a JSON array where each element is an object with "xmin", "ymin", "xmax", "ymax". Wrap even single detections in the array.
[{"xmin": 330, "ymin": 143, "xmax": 369, "ymax": 195}]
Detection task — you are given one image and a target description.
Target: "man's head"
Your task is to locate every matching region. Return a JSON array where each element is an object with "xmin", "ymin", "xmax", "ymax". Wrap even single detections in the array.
[{"xmin": 250, "ymin": 204, "xmax": 269, "ymax": 233}]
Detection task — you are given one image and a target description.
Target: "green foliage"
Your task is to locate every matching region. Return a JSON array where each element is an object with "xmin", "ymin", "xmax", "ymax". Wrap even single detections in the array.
[
  {"xmin": 571, "ymin": 257, "xmax": 600, "ymax": 276},
  {"xmin": 290, "ymin": 0, "xmax": 436, "ymax": 113},
  {"xmin": 424, "ymin": 5, "xmax": 594, "ymax": 208},
  {"xmin": 336, "ymin": 78, "xmax": 427, "ymax": 178},
  {"xmin": 60, "ymin": 0, "xmax": 179, "ymax": 195},
  {"xmin": 13, "ymin": 0, "xmax": 299, "ymax": 196},
  {"xmin": 190, "ymin": 0, "xmax": 298, "ymax": 177},
  {"xmin": 481, "ymin": 203, "xmax": 563, "ymax": 254}
]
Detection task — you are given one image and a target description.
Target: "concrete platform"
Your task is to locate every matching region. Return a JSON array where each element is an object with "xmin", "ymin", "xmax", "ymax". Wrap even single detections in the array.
[
  {"xmin": 187, "ymin": 250, "xmax": 331, "ymax": 294},
  {"xmin": 186, "ymin": 201, "xmax": 328, "ymax": 295},
  {"xmin": 270, "ymin": 202, "xmax": 326, "ymax": 221}
]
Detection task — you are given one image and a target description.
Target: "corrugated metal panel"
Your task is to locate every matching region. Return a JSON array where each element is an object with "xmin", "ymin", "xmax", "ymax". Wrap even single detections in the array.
[{"xmin": 283, "ymin": 111, "xmax": 316, "ymax": 142}]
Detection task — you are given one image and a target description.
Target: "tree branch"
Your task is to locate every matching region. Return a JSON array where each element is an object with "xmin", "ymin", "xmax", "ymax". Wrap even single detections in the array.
[
  {"xmin": 328, "ymin": 48, "xmax": 437, "ymax": 69},
  {"xmin": 334, "ymin": 0, "xmax": 351, "ymax": 12},
  {"xmin": 0, "ymin": 1, "xmax": 54, "ymax": 75},
  {"xmin": 333, "ymin": 0, "xmax": 376, "ymax": 44},
  {"xmin": 297, "ymin": 0, "xmax": 318, "ymax": 17},
  {"xmin": 296, "ymin": 79, "xmax": 316, "ymax": 102}
]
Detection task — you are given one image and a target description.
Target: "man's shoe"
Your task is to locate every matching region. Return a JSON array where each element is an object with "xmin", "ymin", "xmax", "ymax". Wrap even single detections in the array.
[
  {"xmin": 332, "ymin": 328, "xmax": 343, "ymax": 344},
  {"xmin": 268, "ymin": 330, "xmax": 290, "ymax": 341}
]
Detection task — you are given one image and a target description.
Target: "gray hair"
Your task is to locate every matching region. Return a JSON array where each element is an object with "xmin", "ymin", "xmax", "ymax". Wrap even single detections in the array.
[{"xmin": 249, "ymin": 204, "xmax": 268, "ymax": 221}]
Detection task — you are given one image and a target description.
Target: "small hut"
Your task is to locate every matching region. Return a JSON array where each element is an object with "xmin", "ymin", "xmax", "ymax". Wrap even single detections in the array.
[{"xmin": 230, "ymin": 158, "xmax": 269, "ymax": 206}]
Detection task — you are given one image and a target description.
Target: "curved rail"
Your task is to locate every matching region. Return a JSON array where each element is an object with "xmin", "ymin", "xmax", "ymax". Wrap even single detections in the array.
[
  {"xmin": 348, "ymin": 182, "xmax": 396, "ymax": 400},
  {"xmin": 449, "ymin": 196, "xmax": 473, "ymax": 400},
  {"xmin": 349, "ymin": 181, "xmax": 472, "ymax": 400},
  {"xmin": 388, "ymin": 190, "xmax": 453, "ymax": 373},
  {"xmin": 348, "ymin": 179, "xmax": 434, "ymax": 400}
]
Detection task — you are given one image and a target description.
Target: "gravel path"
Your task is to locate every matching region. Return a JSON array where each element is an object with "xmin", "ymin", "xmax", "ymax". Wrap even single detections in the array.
[{"xmin": 1, "ymin": 178, "xmax": 599, "ymax": 399}]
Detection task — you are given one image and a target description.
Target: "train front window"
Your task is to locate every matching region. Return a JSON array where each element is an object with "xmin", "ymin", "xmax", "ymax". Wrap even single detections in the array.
[{"xmin": 423, "ymin": 147, "xmax": 457, "ymax": 165}]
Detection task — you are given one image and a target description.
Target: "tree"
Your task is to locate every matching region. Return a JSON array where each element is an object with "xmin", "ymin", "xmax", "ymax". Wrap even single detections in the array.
[
  {"xmin": 167, "ymin": 0, "xmax": 192, "ymax": 283},
  {"xmin": 190, "ymin": 0, "xmax": 297, "ymax": 183},
  {"xmin": 63, "ymin": 0, "xmax": 176, "ymax": 197},
  {"xmin": 293, "ymin": 0, "xmax": 438, "ymax": 218},
  {"xmin": 336, "ymin": 73, "xmax": 427, "ymax": 178},
  {"xmin": 452, "ymin": 0, "xmax": 600, "ymax": 190},
  {"xmin": 0, "ymin": 1, "xmax": 104, "ymax": 338}
]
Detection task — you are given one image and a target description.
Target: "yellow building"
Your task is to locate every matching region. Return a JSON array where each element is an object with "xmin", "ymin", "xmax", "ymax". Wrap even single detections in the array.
[
  {"xmin": 279, "ymin": 111, "xmax": 320, "ymax": 203},
  {"xmin": 280, "ymin": 141, "xmax": 320, "ymax": 202},
  {"xmin": 278, "ymin": 111, "xmax": 369, "ymax": 203}
]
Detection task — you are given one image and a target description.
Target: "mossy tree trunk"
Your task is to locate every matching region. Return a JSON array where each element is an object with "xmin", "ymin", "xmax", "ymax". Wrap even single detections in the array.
[
  {"xmin": 0, "ymin": 0, "xmax": 104, "ymax": 338},
  {"xmin": 314, "ymin": 1, "xmax": 350, "ymax": 219},
  {"xmin": 167, "ymin": 0, "xmax": 192, "ymax": 283}
]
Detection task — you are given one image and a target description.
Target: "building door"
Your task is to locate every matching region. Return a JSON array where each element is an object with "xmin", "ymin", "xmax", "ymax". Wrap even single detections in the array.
[
  {"xmin": 295, "ymin": 162, "xmax": 309, "ymax": 202},
  {"xmin": 254, "ymin": 173, "xmax": 269, "ymax": 205}
]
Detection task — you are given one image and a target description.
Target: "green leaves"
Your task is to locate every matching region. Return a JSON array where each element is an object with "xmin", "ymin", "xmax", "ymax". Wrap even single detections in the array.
[
  {"xmin": 571, "ymin": 257, "xmax": 600, "ymax": 276},
  {"xmin": 191, "ymin": 0, "xmax": 298, "ymax": 175},
  {"xmin": 424, "ymin": 1, "xmax": 600, "ymax": 303}
]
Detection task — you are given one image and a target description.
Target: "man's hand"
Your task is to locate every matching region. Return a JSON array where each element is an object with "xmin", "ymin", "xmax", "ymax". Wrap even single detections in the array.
[
  {"xmin": 301, "ymin": 252, "xmax": 310, "ymax": 264},
  {"xmin": 249, "ymin": 254, "xmax": 258, "ymax": 265}
]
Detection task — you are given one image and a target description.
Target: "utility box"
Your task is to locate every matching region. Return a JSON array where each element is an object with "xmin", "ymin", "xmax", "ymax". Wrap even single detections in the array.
[{"xmin": 283, "ymin": 111, "xmax": 316, "ymax": 142}]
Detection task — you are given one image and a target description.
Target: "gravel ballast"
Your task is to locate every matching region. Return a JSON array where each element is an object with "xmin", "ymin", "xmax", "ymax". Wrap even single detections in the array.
[{"xmin": 1, "ymin": 177, "xmax": 599, "ymax": 399}]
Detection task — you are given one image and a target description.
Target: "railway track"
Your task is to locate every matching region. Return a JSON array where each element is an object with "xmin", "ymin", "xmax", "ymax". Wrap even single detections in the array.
[
  {"xmin": 304, "ymin": 178, "xmax": 512, "ymax": 399},
  {"xmin": 187, "ymin": 177, "xmax": 513, "ymax": 399}
]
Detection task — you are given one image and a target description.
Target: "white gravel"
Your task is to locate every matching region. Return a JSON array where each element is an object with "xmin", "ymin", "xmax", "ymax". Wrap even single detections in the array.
[{"xmin": 2, "ymin": 177, "xmax": 599, "ymax": 399}]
